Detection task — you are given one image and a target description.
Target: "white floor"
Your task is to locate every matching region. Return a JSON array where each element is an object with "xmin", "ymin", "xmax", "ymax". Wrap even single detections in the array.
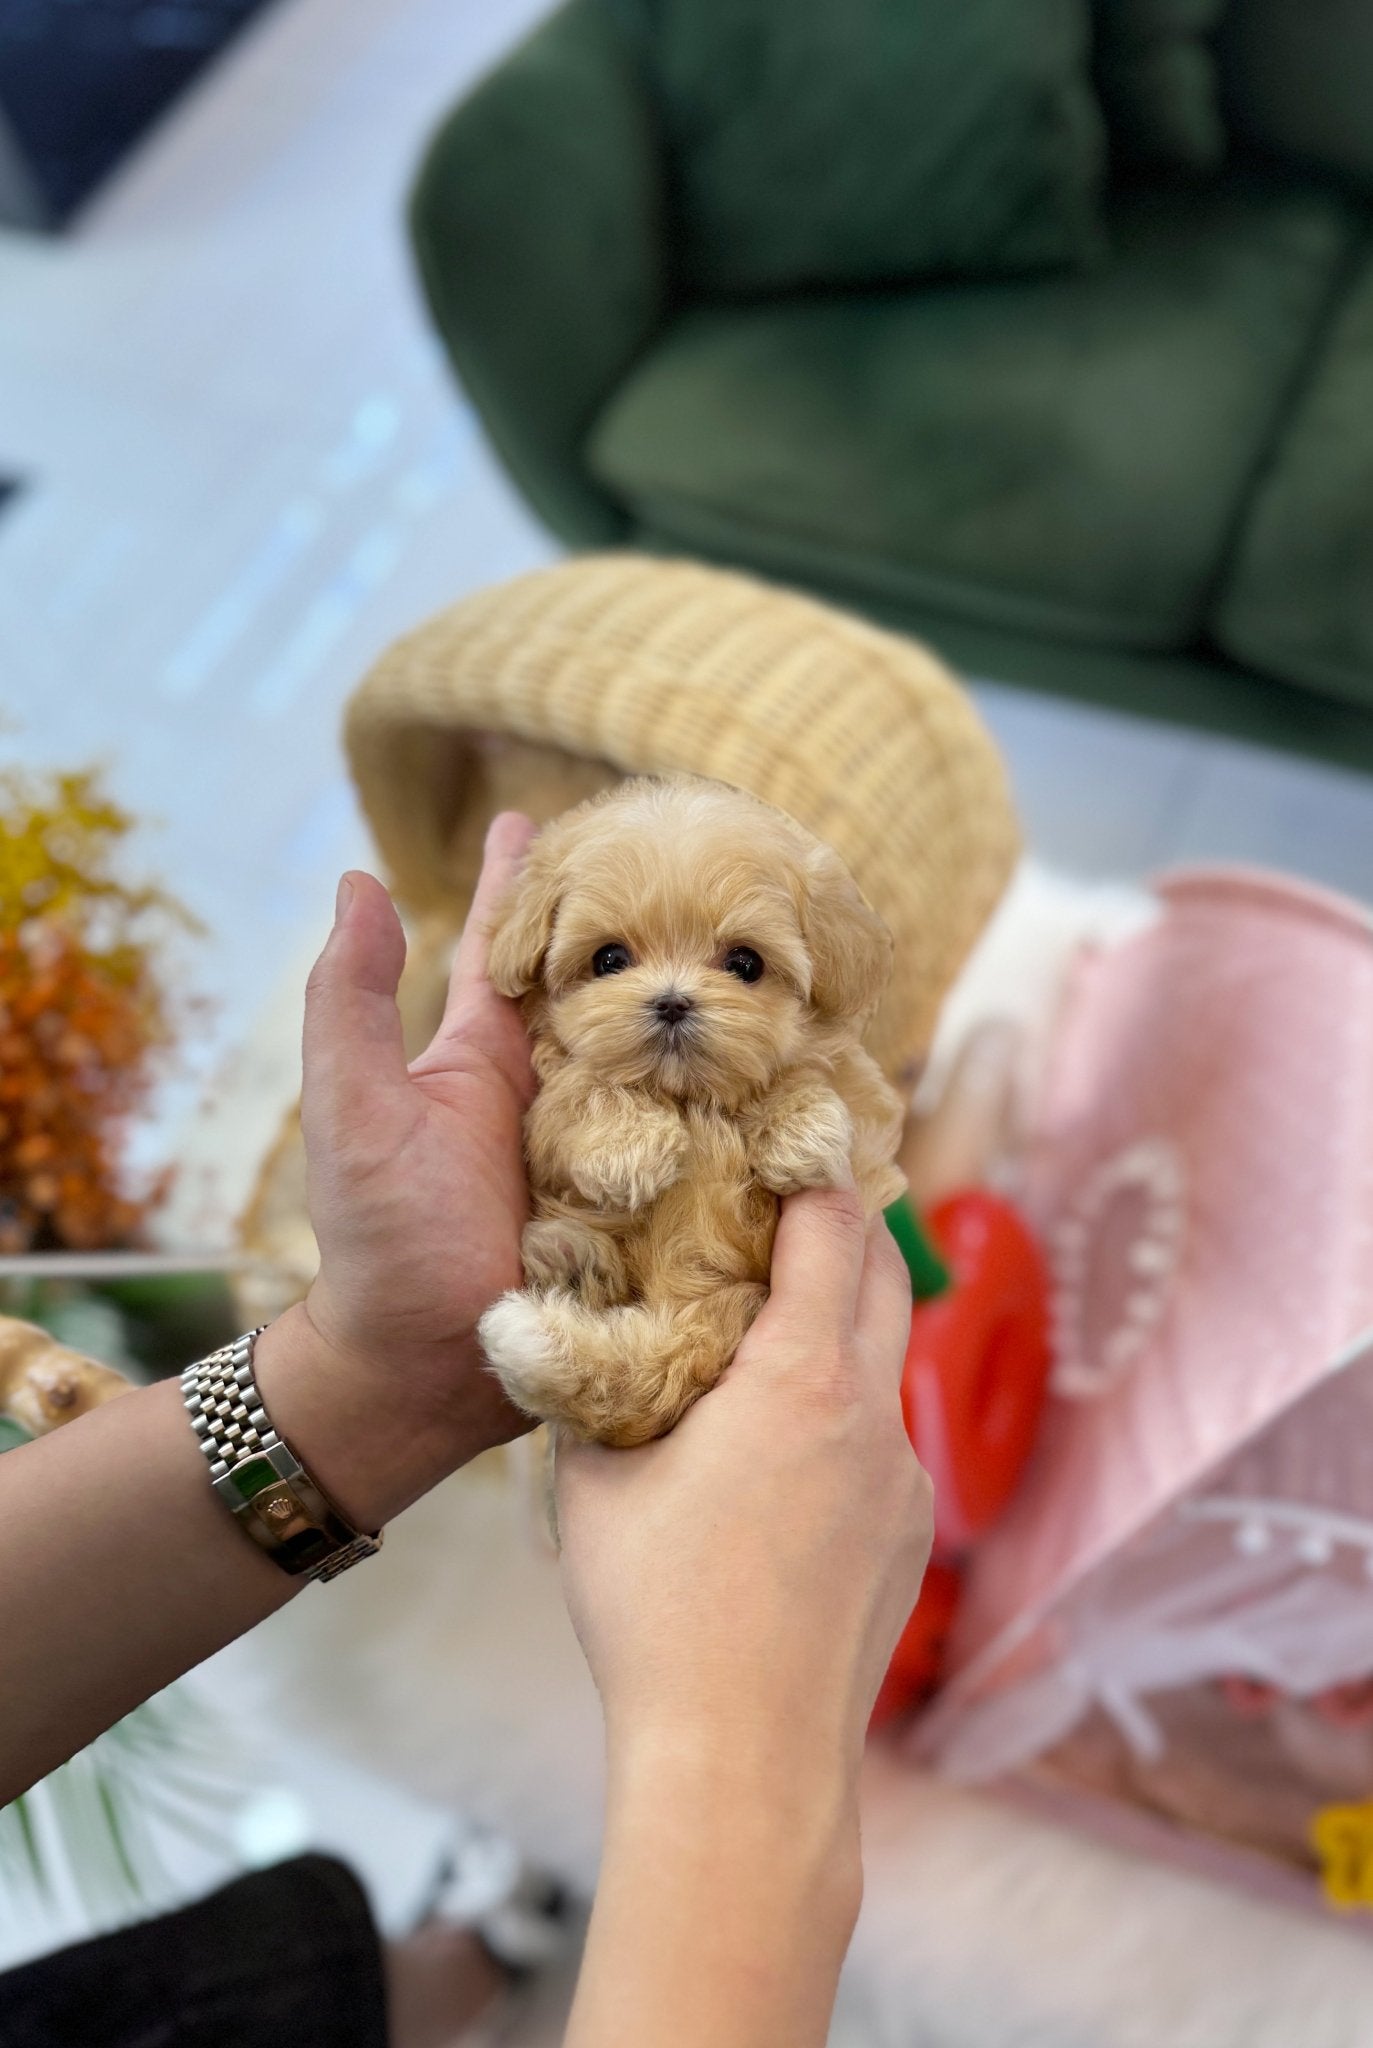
[{"xmin": 7, "ymin": 0, "xmax": 1373, "ymax": 2039}]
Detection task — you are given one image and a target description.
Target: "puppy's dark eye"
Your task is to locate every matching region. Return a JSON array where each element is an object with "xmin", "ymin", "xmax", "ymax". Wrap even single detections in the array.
[
  {"xmin": 722, "ymin": 946, "xmax": 765, "ymax": 984},
  {"xmin": 592, "ymin": 942, "xmax": 633, "ymax": 977}
]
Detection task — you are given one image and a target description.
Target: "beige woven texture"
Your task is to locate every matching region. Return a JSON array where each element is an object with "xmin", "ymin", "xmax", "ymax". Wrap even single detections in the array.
[{"xmin": 345, "ymin": 552, "xmax": 1020, "ymax": 1082}]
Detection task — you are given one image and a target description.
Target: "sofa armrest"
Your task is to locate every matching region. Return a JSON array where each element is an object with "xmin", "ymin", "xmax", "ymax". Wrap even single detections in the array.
[{"xmin": 409, "ymin": 0, "xmax": 668, "ymax": 546}]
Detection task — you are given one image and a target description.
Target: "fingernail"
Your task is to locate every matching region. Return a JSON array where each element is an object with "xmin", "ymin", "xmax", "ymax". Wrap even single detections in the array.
[
  {"xmin": 485, "ymin": 811, "xmax": 533, "ymax": 857},
  {"xmin": 335, "ymin": 875, "xmax": 354, "ymax": 923}
]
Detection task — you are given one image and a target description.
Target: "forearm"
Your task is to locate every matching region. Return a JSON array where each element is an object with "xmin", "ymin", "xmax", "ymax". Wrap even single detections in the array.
[
  {"xmin": 567, "ymin": 1734, "xmax": 862, "ymax": 2048},
  {"xmin": 0, "ymin": 1303, "xmax": 440, "ymax": 1804},
  {"xmin": 0, "ymin": 1364, "xmax": 298, "ymax": 1801}
]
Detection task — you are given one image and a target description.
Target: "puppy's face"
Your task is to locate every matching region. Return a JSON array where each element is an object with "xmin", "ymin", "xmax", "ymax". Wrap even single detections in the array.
[{"xmin": 489, "ymin": 779, "xmax": 891, "ymax": 1108}]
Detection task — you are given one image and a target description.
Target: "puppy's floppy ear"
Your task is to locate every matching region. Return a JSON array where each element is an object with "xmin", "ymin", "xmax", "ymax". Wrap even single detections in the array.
[
  {"xmin": 486, "ymin": 828, "xmax": 564, "ymax": 996},
  {"xmin": 799, "ymin": 843, "xmax": 893, "ymax": 1025}
]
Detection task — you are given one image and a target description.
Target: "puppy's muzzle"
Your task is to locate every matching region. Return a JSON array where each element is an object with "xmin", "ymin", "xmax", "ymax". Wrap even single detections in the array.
[
  {"xmin": 648, "ymin": 989, "xmax": 698, "ymax": 1054},
  {"xmin": 652, "ymin": 990, "xmax": 693, "ymax": 1026}
]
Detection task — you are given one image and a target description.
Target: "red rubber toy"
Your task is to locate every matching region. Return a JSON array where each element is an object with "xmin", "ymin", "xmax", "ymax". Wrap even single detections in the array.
[
  {"xmin": 902, "ymin": 1191, "xmax": 1052, "ymax": 1553},
  {"xmin": 872, "ymin": 1192, "xmax": 1053, "ymax": 1730},
  {"xmin": 870, "ymin": 1560, "xmax": 963, "ymax": 1730}
]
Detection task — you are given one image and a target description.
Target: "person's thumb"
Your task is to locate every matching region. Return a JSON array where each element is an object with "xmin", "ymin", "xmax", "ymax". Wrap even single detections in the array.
[
  {"xmin": 301, "ymin": 871, "xmax": 409, "ymax": 1141},
  {"xmin": 755, "ymin": 1184, "xmax": 868, "ymax": 1350}
]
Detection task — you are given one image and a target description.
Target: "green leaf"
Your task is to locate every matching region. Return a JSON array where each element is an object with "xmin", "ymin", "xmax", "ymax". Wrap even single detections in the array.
[
  {"xmin": 95, "ymin": 1774, "xmax": 141, "ymax": 1904},
  {"xmin": 0, "ymin": 1795, "xmax": 52, "ymax": 1902},
  {"xmin": 0, "ymin": 1690, "xmax": 232, "ymax": 1921}
]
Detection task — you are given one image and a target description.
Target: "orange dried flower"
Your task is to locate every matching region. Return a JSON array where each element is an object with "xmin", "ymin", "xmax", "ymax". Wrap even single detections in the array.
[{"xmin": 0, "ymin": 768, "xmax": 202, "ymax": 1253}]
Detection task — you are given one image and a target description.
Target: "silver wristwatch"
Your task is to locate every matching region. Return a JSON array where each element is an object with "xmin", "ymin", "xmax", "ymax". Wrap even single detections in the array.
[{"xmin": 181, "ymin": 1327, "xmax": 382, "ymax": 1583}]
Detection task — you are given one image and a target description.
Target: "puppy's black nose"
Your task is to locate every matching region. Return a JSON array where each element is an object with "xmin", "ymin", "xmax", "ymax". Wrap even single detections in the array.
[{"xmin": 653, "ymin": 991, "xmax": 693, "ymax": 1025}]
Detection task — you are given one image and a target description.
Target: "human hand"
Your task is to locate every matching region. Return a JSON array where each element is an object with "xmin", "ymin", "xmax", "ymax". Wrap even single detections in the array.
[
  {"xmin": 555, "ymin": 1186, "xmax": 931, "ymax": 1807},
  {"xmin": 253, "ymin": 813, "xmax": 539, "ymax": 1529}
]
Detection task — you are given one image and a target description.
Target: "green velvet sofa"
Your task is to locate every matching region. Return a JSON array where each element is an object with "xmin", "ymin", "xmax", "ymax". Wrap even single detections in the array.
[{"xmin": 409, "ymin": 0, "xmax": 1373, "ymax": 771}]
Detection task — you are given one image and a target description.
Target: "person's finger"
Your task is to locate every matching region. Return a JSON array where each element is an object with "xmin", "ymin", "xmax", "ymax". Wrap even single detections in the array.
[
  {"xmin": 415, "ymin": 813, "xmax": 538, "ymax": 1095},
  {"xmin": 756, "ymin": 1184, "xmax": 869, "ymax": 1348},
  {"xmin": 301, "ymin": 872, "xmax": 409, "ymax": 1138},
  {"xmin": 854, "ymin": 1215, "xmax": 914, "ymax": 1382},
  {"xmin": 445, "ymin": 812, "xmax": 538, "ymax": 1007}
]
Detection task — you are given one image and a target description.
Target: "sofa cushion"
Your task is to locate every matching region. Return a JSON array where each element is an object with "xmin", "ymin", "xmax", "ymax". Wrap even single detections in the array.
[
  {"xmin": 1094, "ymin": 0, "xmax": 1229, "ymax": 175},
  {"xmin": 588, "ymin": 180, "xmax": 1358, "ymax": 651},
  {"xmin": 1213, "ymin": 245, "xmax": 1373, "ymax": 706},
  {"xmin": 1220, "ymin": 0, "xmax": 1373, "ymax": 194},
  {"xmin": 602, "ymin": 0, "xmax": 1107, "ymax": 296}
]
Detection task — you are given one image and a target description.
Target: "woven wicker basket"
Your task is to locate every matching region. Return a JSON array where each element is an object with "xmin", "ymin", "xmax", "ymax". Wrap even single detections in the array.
[
  {"xmin": 237, "ymin": 553, "xmax": 1018, "ymax": 1318},
  {"xmin": 346, "ymin": 552, "xmax": 1018, "ymax": 1079}
]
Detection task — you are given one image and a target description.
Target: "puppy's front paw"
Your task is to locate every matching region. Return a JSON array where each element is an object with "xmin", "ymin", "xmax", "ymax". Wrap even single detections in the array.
[
  {"xmin": 755, "ymin": 1094, "xmax": 854, "ymax": 1195},
  {"xmin": 478, "ymin": 1291, "xmax": 567, "ymax": 1418},
  {"xmin": 522, "ymin": 1218, "xmax": 588, "ymax": 1289},
  {"xmin": 521, "ymin": 1217, "xmax": 627, "ymax": 1306},
  {"xmin": 570, "ymin": 1117, "xmax": 687, "ymax": 1212}
]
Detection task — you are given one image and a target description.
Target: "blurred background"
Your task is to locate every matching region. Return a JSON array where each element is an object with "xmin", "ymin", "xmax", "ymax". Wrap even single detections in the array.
[{"xmin": 4, "ymin": 2, "xmax": 1373, "ymax": 2044}]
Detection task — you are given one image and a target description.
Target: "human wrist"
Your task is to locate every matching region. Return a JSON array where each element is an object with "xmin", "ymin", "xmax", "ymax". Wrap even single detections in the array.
[
  {"xmin": 604, "ymin": 1674, "xmax": 867, "ymax": 1812},
  {"xmin": 249, "ymin": 1302, "xmax": 467, "ymax": 1531},
  {"xmin": 583, "ymin": 1719, "xmax": 863, "ymax": 2048},
  {"xmin": 605, "ymin": 1719, "xmax": 864, "ymax": 1935}
]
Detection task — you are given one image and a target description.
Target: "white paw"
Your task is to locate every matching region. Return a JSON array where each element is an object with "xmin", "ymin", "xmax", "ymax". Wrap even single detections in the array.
[
  {"xmin": 757, "ymin": 1097, "xmax": 854, "ymax": 1195},
  {"xmin": 478, "ymin": 1292, "xmax": 565, "ymax": 1416}
]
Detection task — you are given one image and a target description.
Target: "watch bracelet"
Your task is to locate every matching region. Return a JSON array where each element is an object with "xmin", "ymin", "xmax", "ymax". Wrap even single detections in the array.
[{"xmin": 180, "ymin": 1327, "xmax": 382, "ymax": 1583}]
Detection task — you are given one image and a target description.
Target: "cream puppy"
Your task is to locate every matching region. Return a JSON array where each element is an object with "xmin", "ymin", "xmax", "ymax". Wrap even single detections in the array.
[{"xmin": 478, "ymin": 776, "xmax": 906, "ymax": 1445}]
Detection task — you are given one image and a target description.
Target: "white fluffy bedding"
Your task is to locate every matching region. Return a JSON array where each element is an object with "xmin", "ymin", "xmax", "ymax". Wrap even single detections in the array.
[{"xmin": 218, "ymin": 1464, "xmax": 1373, "ymax": 2048}]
